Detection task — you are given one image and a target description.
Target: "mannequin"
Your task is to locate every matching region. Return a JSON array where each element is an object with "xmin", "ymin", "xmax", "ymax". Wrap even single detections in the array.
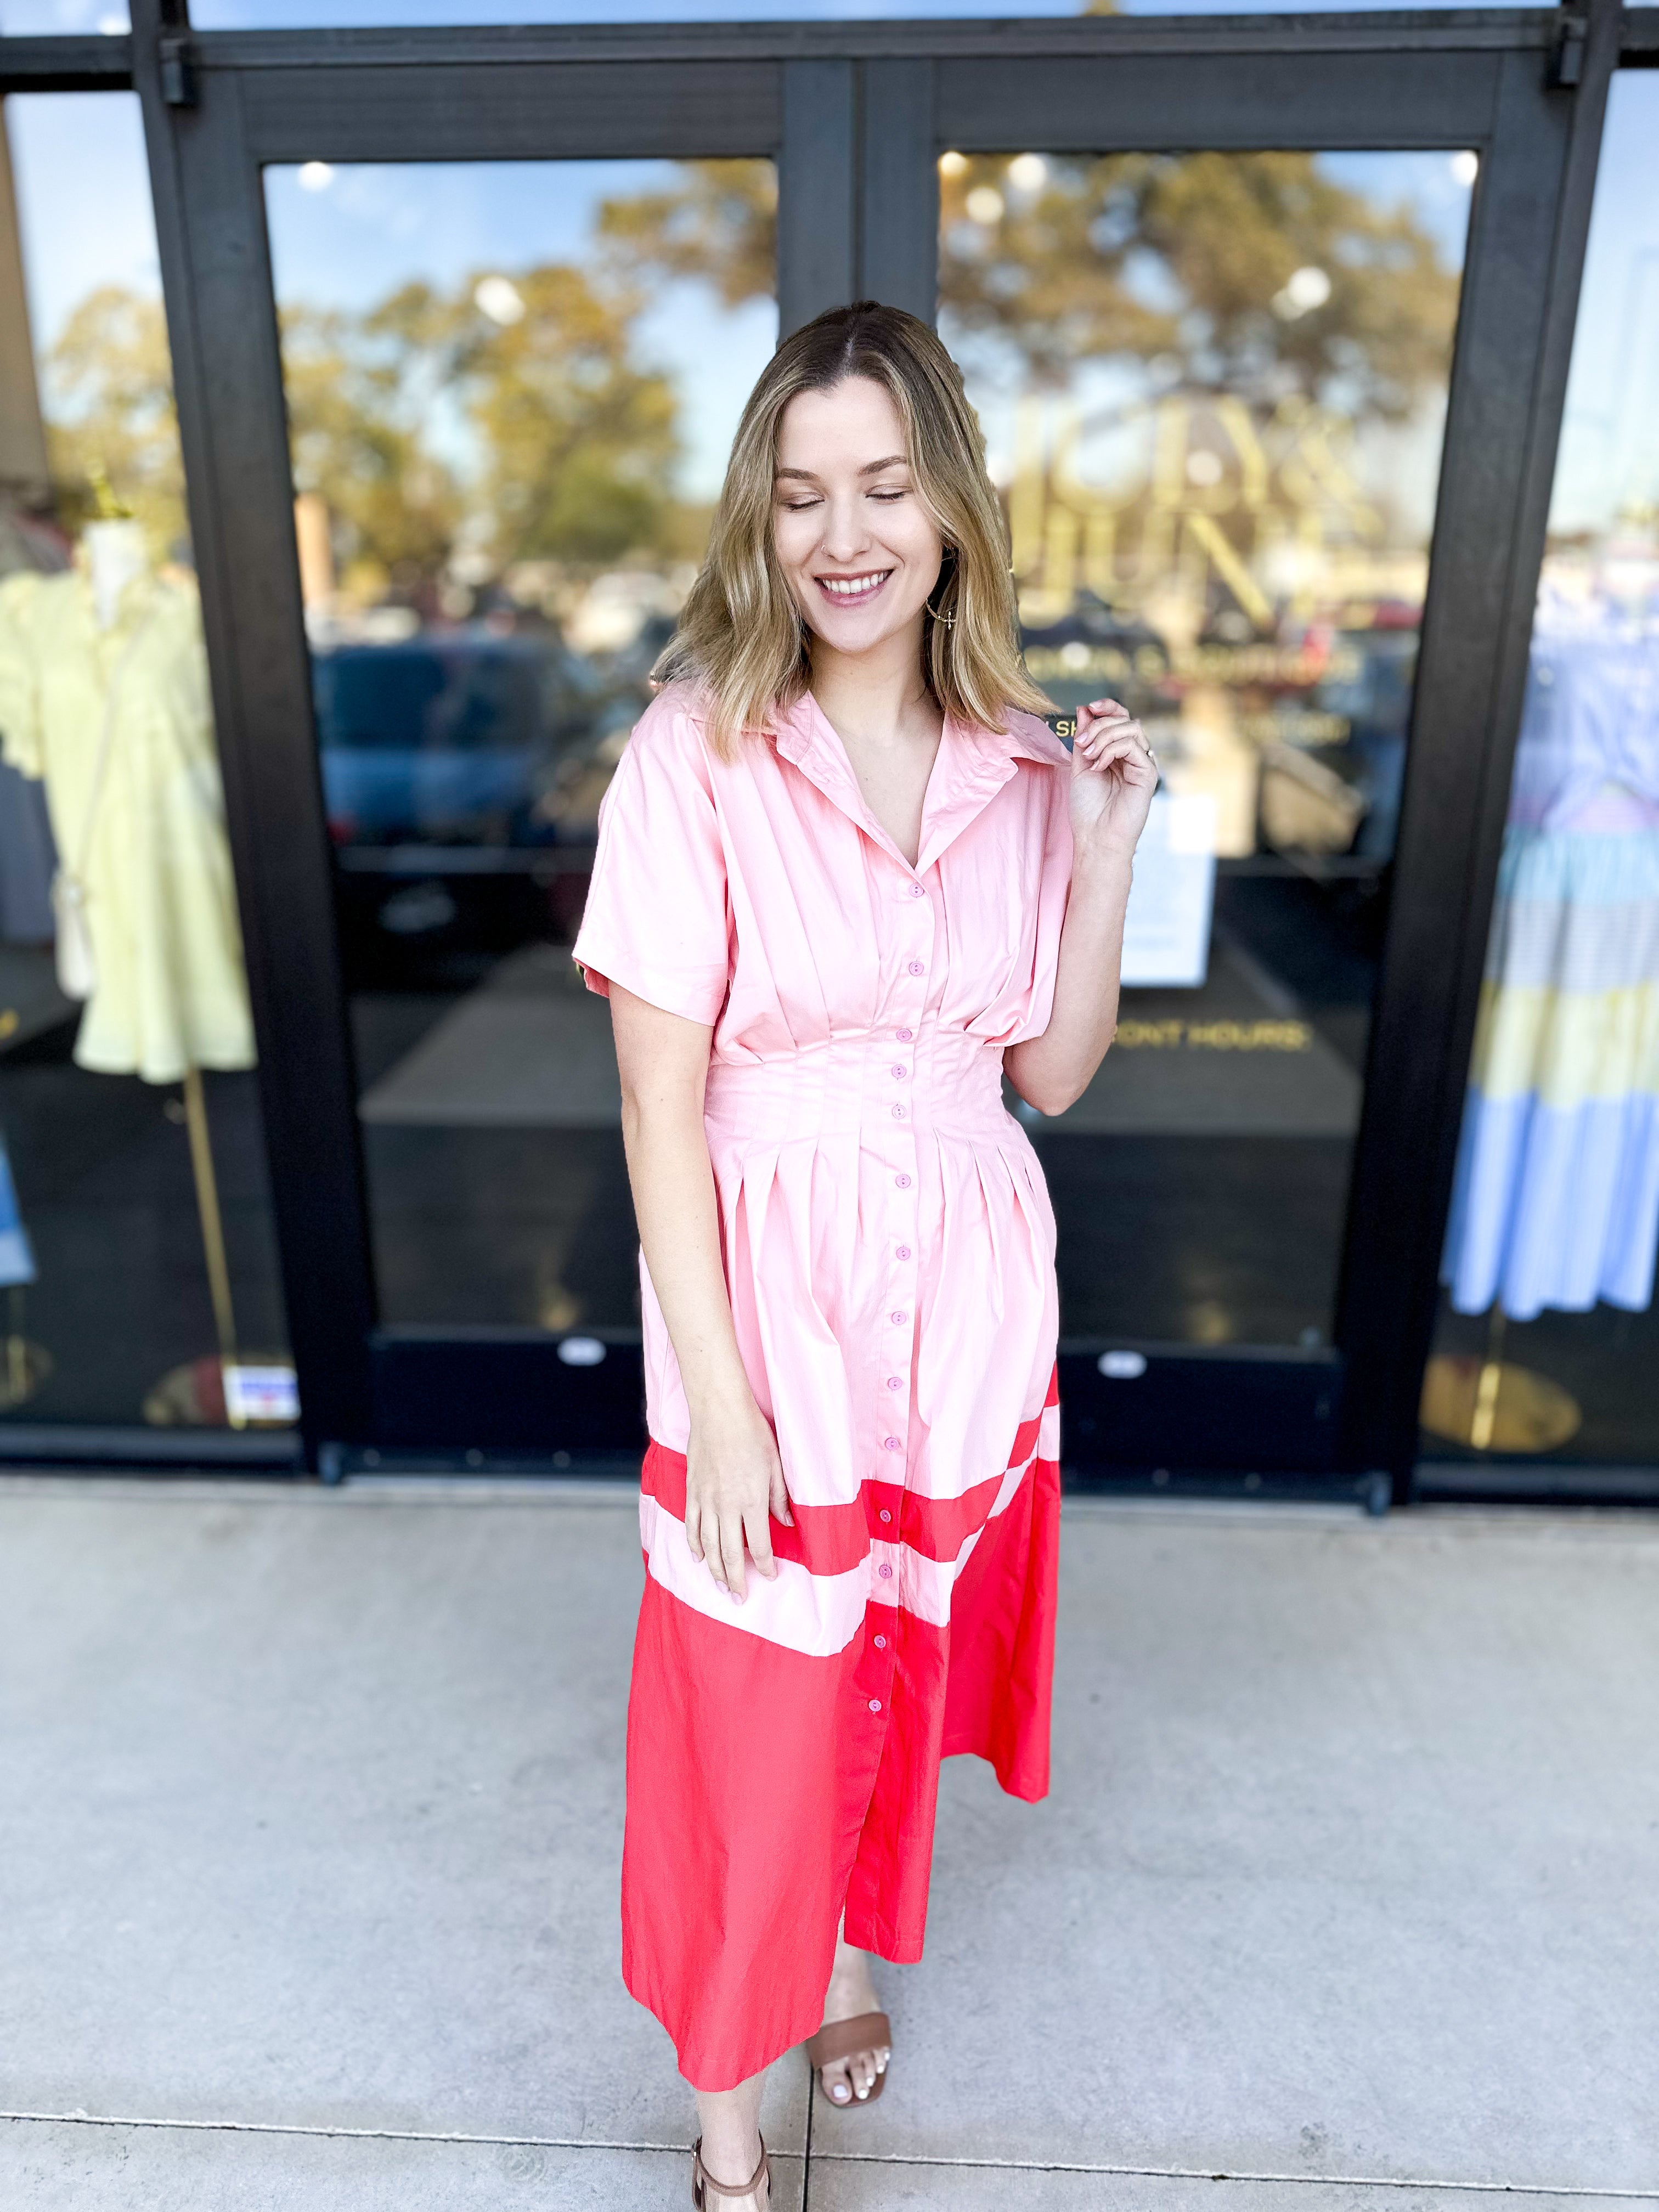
[
  {"xmin": 1426, "ymin": 583, "xmax": 1659, "ymax": 1454},
  {"xmin": 0, "ymin": 498, "xmax": 266, "ymax": 1425}
]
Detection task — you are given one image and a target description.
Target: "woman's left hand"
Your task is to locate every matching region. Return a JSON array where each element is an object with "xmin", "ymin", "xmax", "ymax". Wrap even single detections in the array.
[{"xmin": 1069, "ymin": 697, "xmax": 1159, "ymax": 859}]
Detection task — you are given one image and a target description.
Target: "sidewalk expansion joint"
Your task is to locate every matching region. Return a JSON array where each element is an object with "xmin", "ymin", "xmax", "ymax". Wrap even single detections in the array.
[
  {"xmin": 2, "ymin": 2113, "xmax": 1654, "ymax": 2199},
  {"xmin": 0, "ymin": 2112, "xmax": 693, "ymax": 2156},
  {"xmin": 812, "ymin": 2151, "xmax": 1658, "ymax": 2197}
]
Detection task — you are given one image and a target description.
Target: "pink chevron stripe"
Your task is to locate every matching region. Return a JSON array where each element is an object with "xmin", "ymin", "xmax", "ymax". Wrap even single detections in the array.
[{"xmin": 640, "ymin": 1364, "xmax": 1058, "ymax": 1581}]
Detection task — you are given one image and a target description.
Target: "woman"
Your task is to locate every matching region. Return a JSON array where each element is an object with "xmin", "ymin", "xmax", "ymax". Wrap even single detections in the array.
[{"xmin": 571, "ymin": 301, "xmax": 1155, "ymax": 2209}]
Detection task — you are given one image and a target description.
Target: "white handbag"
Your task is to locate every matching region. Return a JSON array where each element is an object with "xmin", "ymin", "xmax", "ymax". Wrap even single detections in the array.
[
  {"xmin": 51, "ymin": 608, "xmax": 154, "ymax": 1003},
  {"xmin": 50, "ymin": 869, "xmax": 97, "ymax": 1000}
]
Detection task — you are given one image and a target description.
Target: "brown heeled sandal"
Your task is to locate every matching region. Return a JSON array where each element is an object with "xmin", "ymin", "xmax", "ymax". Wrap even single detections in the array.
[
  {"xmin": 691, "ymin": 2133, "xmax": 769, "ymax": 2208},
  {"xmin": 804, "ymin": 2011, "xmax": 893, "ymax": 2107}
]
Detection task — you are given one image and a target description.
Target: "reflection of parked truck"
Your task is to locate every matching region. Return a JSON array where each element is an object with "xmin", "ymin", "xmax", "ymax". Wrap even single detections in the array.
[
  {"xmin": 313, "ymin": 629, "xmax": 610, "ymax": 849},
  {"xmin": 311, "ymin": 628, "xmax": 640, "ymax": 983}
]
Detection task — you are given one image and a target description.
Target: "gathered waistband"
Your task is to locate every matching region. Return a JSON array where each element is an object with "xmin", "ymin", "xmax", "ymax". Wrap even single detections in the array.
[{"xmin": 702, "ymin": 1033, "xmax": 1012, "ymax": 1143}]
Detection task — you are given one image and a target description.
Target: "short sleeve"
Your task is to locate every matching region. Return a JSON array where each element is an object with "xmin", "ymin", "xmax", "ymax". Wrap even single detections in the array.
[
  {"xmin": 571, "ymin": 693, "xmax": 732, "ymax": 1026},
  {"xmin": 1012, "ymin": 755, "xmax": 1075, "ymax": 1043},
  {"xmin": 0, "ymin": 574, "xmax": 45, "ymax": 780}
]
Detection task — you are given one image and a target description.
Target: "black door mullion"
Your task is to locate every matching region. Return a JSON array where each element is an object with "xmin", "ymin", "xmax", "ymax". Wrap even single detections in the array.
[
  {"xmin": 132, "ymin": 3, "xmax": 378, "ymax": 1460},
  {"xmin": 858, "ymin": 59, "xmax": 937, "ymax": 321},
  {"xmin": 134, "ymin": 24, "xmax": 809, "ymax": 1463},
  {"xmin": 778, "ymin": 58, "xmax": 857, "ymax": 336},
  {"xmin": 934, "ymin": 47, "xmax": 1513, "ymax": 152},
  {"xmin": 233, "ymin": 59, "xmax": 781, "ymax": 165}
]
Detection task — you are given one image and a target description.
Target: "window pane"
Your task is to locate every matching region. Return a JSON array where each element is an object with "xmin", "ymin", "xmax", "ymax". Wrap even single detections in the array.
[
  {"xmin": 0, "ymin": 92, "xmax": 292, "ymax": 1432},
  {"xmin": 945, "ymin": 148, "xmax": 1472, "ymax": 1352},
  {"xmin": 0, "ymin": 5, "xmax": 128, "ymax": 28},
  {"xmin": 265, "ymin": 157, "xmax": 775, "ymax": 1333},
  {"xmin": 1423, "ymin": 74, "xmax": 1659, "ymax": 1472}
]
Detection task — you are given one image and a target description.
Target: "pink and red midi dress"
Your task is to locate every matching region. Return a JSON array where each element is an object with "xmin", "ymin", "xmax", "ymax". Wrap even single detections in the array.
[{"xmin": 571, "ymin": 685, "xmax": 1072, "ymax": 2090}]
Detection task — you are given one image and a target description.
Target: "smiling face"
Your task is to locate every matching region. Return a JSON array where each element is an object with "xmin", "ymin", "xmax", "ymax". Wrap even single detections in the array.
[{"xmin": 772, "ymin": 375, "xmax": 947, "ymax": 664}]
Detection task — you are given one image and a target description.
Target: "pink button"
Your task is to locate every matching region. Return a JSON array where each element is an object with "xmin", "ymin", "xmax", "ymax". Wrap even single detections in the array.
[
  {"xmin": 870, "ymin": 1697, "xmax": 883, "ymax": 1712},
  {"xmin": 887, "ymin": 1375, "xmax": 903, "ymax": 1389},
  {"xmin": 908, "ymin": 961, "xmax": 924, "ymax": 975},
  {"xmin": 895, "ymin": 1173, "xmax": 912, "ymax": 1189},
  {"xmin": 896, "ymin": 1028, "xmax": 912, "ymax": 1041},
  {"xmin": 892, "ymin": 1104, "xmax": 907, "ymax": 1119},
  {"xmin": 874, "ymin": 1634, "xmax": 887, "ymax": 1650},
  {"xmin": 883, "ymin": 1435, "xmax": 902, "ymax": 1449},
  {"xmin": 909, "ymin": 883, "xmax": 926, "ymax": 898},
  {"xmin": 890, "ymin": 1311, "xmax": 907, "ymax": 1325},
  {"xmin": 879, "ymin": 1508, "xmax": 891, "ymax": 1524},
  {"xmin": 891, "ymin": 1065, "xmax": 907, "ymax": 1079},
  {"xmin": 878, "ymin": 1564, "xmax": 893, "ymax": 1580},
  {"xmin": 895, "ymin": 1245, "xmax": 911, "ymax": 1260}
]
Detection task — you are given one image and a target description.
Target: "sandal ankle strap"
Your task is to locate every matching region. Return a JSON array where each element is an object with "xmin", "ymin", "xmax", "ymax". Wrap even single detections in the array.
[{"xmin": 692, "ymin": 2133, "xmax": 769, "ymax": 2204}]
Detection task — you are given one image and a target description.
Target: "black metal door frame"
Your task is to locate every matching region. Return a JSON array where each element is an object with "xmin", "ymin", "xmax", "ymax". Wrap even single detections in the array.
[{"xmin": 4, "ymin": 3, "xmax": 1635, "ymax": 1480}]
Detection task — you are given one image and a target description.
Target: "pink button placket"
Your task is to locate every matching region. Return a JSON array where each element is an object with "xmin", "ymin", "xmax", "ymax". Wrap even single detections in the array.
[{"xmin": 878, "ymin": 865, "xmax": 927, "ymax": 1645}]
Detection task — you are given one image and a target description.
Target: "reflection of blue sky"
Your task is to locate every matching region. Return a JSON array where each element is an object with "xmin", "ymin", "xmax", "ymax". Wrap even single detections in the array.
[
  {"xmin": 7, "ymin": 93, "xmax": 162, "ymax": 343},
  {"xmin": 1549, "ymin": 75, "xmax": 1659, "ymax": 539},
  {"xmin": 0, "ymin": 3, "xmax": 129, "ymax": 25},
  {"xmin": 5, "ymin": 80, "xmax": 1655, "ymax": 535}
]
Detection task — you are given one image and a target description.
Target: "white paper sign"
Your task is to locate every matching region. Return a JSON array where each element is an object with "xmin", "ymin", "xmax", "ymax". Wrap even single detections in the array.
[
  {"xmin": 224, "ymin": 1363, "xmax": 301, "ymax": 1425},
  {"xmin": 1119, "ymin": 792, "xmax": 1216, "ymax": 988}
]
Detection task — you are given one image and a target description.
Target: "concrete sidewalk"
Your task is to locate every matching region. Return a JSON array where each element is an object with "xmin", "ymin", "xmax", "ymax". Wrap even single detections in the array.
[{"xmin": 1, "ymin": 1477, "xmax": 1656, "ymax": 2210}]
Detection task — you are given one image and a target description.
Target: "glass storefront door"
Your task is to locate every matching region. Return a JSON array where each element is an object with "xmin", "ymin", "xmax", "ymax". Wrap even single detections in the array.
[{"xmin": 909, "ymin": 3, "xmax": 1624, "ymax": 1482}]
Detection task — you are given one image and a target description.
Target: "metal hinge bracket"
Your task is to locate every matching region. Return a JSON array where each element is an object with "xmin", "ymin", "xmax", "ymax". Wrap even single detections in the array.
[
  {"xmin": 1550, "ymin": 10, "xmax": 1588, "ymax": 87},
  {"xmin": 159, "ymin": 29, "xmax": 198, "ymax": 106}
]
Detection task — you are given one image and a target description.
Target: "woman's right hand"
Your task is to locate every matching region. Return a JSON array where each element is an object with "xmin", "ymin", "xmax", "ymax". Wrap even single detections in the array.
[{"xmin": 684, "ymin": 1386, "xmax": 794, "ymax": 1602}]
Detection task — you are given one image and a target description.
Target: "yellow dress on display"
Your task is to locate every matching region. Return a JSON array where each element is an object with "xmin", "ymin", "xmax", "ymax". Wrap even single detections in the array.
[{"xmin": 0, "ymin": 567, "xmax": 254, "ymax": 1084}]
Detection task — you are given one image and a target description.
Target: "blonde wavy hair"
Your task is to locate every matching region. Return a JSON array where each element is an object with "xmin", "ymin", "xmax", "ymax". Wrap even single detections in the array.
[{"xmin": 653, "ymin": 300, "xmax": 1050, "ymax": 758}]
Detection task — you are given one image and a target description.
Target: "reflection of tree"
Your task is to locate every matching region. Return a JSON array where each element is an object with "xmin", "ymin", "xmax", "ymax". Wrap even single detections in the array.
[
  {"xmin": 43, "ymin": 286, "xmax": 187, "ymax": 552},
  {"xmin": 282, "ymin": 301, "xmax": 461, "ymax": 597},
  {"xmin": 283, "ymin": 266, "xmax": 679, "ymax": 595},
  {"xmin": 447, "ymin": 266, "xmax": 679, "ymax": 566},
  {"xmin": 596, "ymin": 159, "xmax": 777, "ymax": 309},
  {"xmin": 940, "ymin": 153, "xmax": 1457, "ymax": 417},
  {"xmin": 43, "ymin": 165, "xmax": 773, "ymax": 597},
  {"xmin": 601, "ymin": 151, "xmax": 1455, "ymax": 423}
]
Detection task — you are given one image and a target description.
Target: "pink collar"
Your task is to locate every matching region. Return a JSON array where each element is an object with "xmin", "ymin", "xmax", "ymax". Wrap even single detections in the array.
[{"xmin": 769, "ymin": 691, "xmax": 1066, "ymax": 877}]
